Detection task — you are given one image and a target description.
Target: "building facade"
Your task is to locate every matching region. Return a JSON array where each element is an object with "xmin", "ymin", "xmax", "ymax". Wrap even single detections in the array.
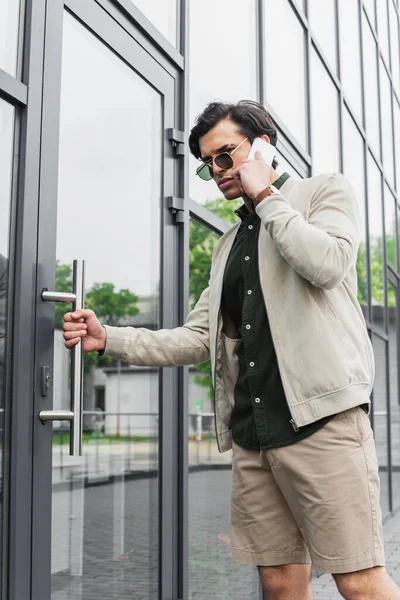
[{"xmin": 1, "ymin": 0, "xmax": 400, "ymax": 598}]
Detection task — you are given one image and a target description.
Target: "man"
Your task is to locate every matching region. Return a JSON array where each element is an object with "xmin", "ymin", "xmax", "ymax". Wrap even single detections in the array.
[{"xmin": 63, "ymin": 100, "xmax": 400, "ymax": 599}]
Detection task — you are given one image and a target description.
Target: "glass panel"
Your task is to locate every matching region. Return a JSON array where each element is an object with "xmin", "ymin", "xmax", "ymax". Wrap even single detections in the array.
[
  {"xmin": 0, "ymin": 98, "xmax": 14, "ymax": 596},
  {"xmin": 363, "ymin": 15, "xmax": 381, "ymax": 156},
  {"xmin": 342, "ymin": 109, "xmax": 368, "ymax": 314},
  {"xmin": 389, "ymin": 0, "xmax": 400, "ymax": 93},
  {"xmin": 368, "ymin": 153, "xmax": 385, "ymax": 328},
  {"xmin": 377, "ymin": 0, "xmax": 390, "ymax": 65},
  {"xmin": 338, "ymin": 0, "xmax": 363, "ymax": 123},
  {"xmin": 129, "ymin": 0, "xmax": 177, "ymax": 47},
  {"xmin": 189, "ymin": 0, "xmax": 257, "ymax": 212},
  {"xmin": 265, "ymin": 0, "xmax": 307, "ymax": 149},
  {"xmin": 395, "ymin": 100, "xmax": 400, "ymax": 192},
  {"xmin": 364, "ymin": 0, "xmax": 376, "ymax": 28},
  {"xmin": 310, "ymin": 49, "xmax": 340, "ymax": 174},
  {"xmin": 389, "ymin": 282, "xmax": 400, "ymax": 510},
  {"xmin": 308, "ymin": 0, "xmax": 337, "ymax": 73},
  {"xmin": 275, "ymin": 152, "xmax": 303, "ymax": 178},
  {"xmin": 188, "ymin": 218, "xmax": 260, "ymax": 599},
  {"xmin": 51, "ymin": 14, "xmax": 161, "ymax": 599},
  {"xmin": 385, "ymin": 184, "xmax": 397, "ymax": 269},
  {"xmin": 373, "ymin": 335, "xmax": 390, "ymax": 517},
  {"xmin": 380, "ymin": 60, "xmax": 394, "ymax": 185},
  {"xmin": 0, "ymin": 0, "xmax": 20, "ymax": 77}
]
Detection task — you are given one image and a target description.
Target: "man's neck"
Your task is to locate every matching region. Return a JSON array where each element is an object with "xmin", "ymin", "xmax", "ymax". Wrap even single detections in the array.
[{"xmin": 242, "ymin": 168, "xmax": 281, "ymax": 213}]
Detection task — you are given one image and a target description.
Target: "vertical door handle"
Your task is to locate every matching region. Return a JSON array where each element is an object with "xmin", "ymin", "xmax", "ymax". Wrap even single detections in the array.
[{"xmin": 39, "ymin": 259, "xmax": 85, "ymax": 456}]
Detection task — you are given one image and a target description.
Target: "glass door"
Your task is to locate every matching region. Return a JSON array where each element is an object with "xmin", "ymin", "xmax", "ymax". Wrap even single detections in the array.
[{"xmin": 32, "ymin": 6, "xmax": 177, "ymax": 599}]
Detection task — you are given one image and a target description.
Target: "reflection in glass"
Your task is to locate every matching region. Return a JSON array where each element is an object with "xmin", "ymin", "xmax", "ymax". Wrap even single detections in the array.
[
  {"xmin": 188, "ymin": 218, "xmax": 260, "ymax": 599},
  {"xmin": 379, "ymin": 60, "xmax": 394, "ymax": 185},
  {"xmin": 0, "ymin": 98, "xmax": 14, "ymax": 597},
  {"xmin": 363, "ymin": 15, "xmax": 381, "ymax": 157},
  {"xmin": 265, "ymin": 0, "xmax": 307, "ymax": 149},
  {"xmin": 368, "ymin": 153, "xmax": 384, "ymax": 327},
  {"xmin": 385, "ymin": 185, "xmax": 397, "ymax": 270},
  {"xmin": 373, "ymin": 335, "xmax": 390, "ymax": 517},
  {"xmin": 189, "ymin": 0, "xmax": 257, "ymax": 209},
  {"xmin": 342, "ymin": 109, "xmax": 367, "ymax": 313},
  {"xmin": 310, "ymin": 49, "xmax": 340, "ymax": 174},
  {"xmin": 52, "ymin": 14, "xmax": 161, "ymax": 599},
  {"xmin": 129, "ymin": 0, "xmax": 177, "ymax": 46},
  {"xmin": 395, "ymin": 101, "xmax": 400, "ymax": 192},
  {"xmin": 338, "ymin": 0, "xmax": 363, "ymax": 123},
  {"xmin": 308, "ymin": 0, "xmax": 337, "ymax": 73},
  {"xmin": 0, "ymin": 0, "xmax": 20, "ymax": 76},
  {"xmin": 388, "ymin": 281, "xmax": 400, "ymax": 510},
  {"xmin": 376, "ymin": 0, "xmax": 390, "ymax": 65},
  {"xmin": 389, "ymin": 0, "xmax": 400, "ymax": 93}
]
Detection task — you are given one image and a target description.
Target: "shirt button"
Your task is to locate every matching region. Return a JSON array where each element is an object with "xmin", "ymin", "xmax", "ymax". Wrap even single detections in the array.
[
  {"xmin": 248, "ymin": 225, "xmax": 253, "ymax": 230},
  {"xmin": 254, "ymin": 397, "xmax": 261, "ymax": 403},
  {"xmin": 245, "ymin": 256, "xmax": 250, "ymax": 261},
  {"xmin": 247, "ymin": 290, "xmax": 252, "ymax": 295},
  {"xmin": 249, "ymin": 361, "xmax": 255, "ymax": 367},
  {"xmin": 246, "ymin": 324, "xmax": 251, "ymax": 330}
]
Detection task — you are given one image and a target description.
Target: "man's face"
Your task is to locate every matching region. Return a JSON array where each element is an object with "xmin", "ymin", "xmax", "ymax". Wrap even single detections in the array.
[{"xmin": 198, "ymin": 119, "xmax": 252, "ymax": 200}]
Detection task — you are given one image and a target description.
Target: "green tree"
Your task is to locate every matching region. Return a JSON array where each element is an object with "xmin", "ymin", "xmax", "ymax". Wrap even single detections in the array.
[{"xmin": 189, "ymin": 198, "xmax": 242, "ymax": 399}]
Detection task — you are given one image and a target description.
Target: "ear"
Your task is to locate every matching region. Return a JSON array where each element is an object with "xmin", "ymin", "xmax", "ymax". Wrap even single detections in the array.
[{"xmin": 260, "ymin": 134, "xmax": 271, "ymax": 145}]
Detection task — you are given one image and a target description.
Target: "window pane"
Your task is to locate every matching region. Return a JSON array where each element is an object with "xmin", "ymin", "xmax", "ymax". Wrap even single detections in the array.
[
  {"xmin": 395, "ymin": 100, "xmax": 400, "ymax": 192},
  {"xmin": 380, "ymin": 60, "xmax": 394, "ymax": 185},
  {"xmin": 188, "ymin": 219, "xmax": 260, "ymax": 599},
  {"xmin": 377, "ymin": 0, "xmax": 390, "ymax": 64},
  {"xmin": 368, "ymin": 153, "xmax": 385, "ymax": 327},
  {"xmin": 388, "ymin": 282, "xmax": 400, "ymax": 509},
  {"xmin": 276, "ymin": 152, "xmax": 304, "ymax": 178},
  {"xmin": 385, "ymin": 184, "xmax": 397, "ymax": 269},
  {"xmin": 308, "ymin": 0, "xmax": 337, "ymax": 73},
  {"xmin": 130, "ymin": 0, "xmax": 177, "ymax": 46},
  {"xmin": 52, "ymin": 14, "xmax": 161, "ymax": 598},
  {"xmin": 342, "ymin": 109, "xmax": 368, "ymax": 312},
  {"xmin": 189, "ymin": 0, "xmax": 257, "ymax": 210},
  {"xmin": 389, "ymin": 0, "xmax": 400, "ymax": 93},
  {"xmin": 0, "ymin": 0, "xmax": 20, "ymax": 76},
  {"xmin": 264, "ymin": 0, "xmax": 307, "ymax": 149},
  {"xmin": 338, "ymin": 0, "xmax": 363, "ymax": 122},
  {"xmin": 0, "ymin": 98, "xmax": 14, "ymax": 595},
  {"xmin": 372, "ymin": 335, "xmax": 390, "ymax": 517},
  {"xmin": 310, "ymin": 50, "xmax": 340, "ymax": 174},
  {"xmin": 363, "ymin": 15, "xmax": 381, "ymax": 157},
  {"xmin": 364, "ymin": 0, "xmax": 376, "ymax": 28}
]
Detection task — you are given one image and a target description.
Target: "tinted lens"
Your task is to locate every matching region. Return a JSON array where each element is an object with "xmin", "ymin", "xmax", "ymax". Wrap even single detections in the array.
[
  {"xmin": 196, "ymin": 162, "xmax": 213, "ymax": 181},
  {"xmin": 214, "ymin": 152, "xmax": 233, "ymax": 170}
]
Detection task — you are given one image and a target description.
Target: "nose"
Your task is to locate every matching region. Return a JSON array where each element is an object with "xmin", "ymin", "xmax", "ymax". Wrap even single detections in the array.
[{"xmin": 212, "ymin": 158, "xmax": 225, "ymax": 178}]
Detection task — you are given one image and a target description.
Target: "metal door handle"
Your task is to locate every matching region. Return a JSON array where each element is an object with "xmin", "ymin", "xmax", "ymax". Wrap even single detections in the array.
[{"xmin": 39, "ymin": 259, "xmax": 85, "ymax": 456}]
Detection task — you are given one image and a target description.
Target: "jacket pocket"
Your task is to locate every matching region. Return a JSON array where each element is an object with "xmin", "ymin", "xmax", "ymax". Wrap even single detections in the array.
[{"xmin": 221, "ymin": 333, "xmax": 240, "ymax": 409}]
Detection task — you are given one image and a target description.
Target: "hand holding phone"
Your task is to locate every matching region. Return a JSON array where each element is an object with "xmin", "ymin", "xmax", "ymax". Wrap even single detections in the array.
[{"xmin": 247, "ymin": 137, "xmax": 276, "ymax": 166}]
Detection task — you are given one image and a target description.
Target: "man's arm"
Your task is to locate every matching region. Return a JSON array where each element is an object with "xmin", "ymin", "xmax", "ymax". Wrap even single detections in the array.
[
  {"xmin": 64, "ymin": 286, "xmax": 211, "ymax": 367},
  {"xmin": 255, "ymin": 173, "xmax": 360, "ymax": 290}
]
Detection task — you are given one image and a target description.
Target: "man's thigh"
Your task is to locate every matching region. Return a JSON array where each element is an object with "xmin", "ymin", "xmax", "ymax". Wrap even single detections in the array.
[
  {"xmin": 268, "ymin": 407, "xmax": 385, "ymax": 574},
  {"xmin": 230, "ymin": 441, "xmax": 310, "ymax": 566}
]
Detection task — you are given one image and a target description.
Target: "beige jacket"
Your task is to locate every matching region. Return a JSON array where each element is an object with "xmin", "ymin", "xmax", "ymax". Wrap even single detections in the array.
[{"xmin": 104, "ymin": 172, "xmax": 375, "ymax": 452}]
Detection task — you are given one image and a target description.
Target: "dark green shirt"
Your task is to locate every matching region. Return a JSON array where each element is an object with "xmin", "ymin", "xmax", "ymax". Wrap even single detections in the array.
[{"xmin": 222, "ymin": 173, "xmax": 333, "ymax": 451}]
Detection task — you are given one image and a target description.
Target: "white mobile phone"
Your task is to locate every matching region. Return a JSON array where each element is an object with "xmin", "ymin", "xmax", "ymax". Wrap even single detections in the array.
[{"xmin": 247, "ymin": 137, "xmax": 275, "ymax": 166}]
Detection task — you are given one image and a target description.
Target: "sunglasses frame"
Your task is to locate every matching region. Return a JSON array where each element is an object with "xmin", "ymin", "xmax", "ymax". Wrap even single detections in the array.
[{"xmin": 196, "ymin": 136, "xmax": 248, "ymax": 181}]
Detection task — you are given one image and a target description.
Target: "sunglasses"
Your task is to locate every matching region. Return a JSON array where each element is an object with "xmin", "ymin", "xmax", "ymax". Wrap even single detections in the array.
[{"xmin": 195, "ymin": 137, "xmax": 248, "ymax": 181}]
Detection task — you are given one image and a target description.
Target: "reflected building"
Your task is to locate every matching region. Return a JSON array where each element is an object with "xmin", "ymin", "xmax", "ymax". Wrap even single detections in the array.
[{"xmin": 0, "ymin": 0, "xmax": 400, "ymax": 599}]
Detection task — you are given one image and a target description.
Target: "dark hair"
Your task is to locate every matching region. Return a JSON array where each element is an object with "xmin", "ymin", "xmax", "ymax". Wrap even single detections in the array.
[{"xmin": 189, "ymin": 100, "xmax": 279, "ymax": 169}]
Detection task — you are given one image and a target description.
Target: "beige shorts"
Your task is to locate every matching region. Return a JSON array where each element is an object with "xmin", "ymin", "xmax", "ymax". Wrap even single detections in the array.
[{"xmin": 231, "ymin": 406, "xmax": 385, "ymax": 574}]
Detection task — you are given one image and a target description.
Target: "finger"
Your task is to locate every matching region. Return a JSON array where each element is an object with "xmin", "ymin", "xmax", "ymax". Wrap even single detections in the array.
[
  {"xmin": 255, "ymin": 151, "xmax": 263, "ymax": 160},
  {"xmin": 64, "ymin": 330, "xmax": 87, "ymax": 340},
  {"xmin": 69, "ymin": 309, "xmax": 95, "ymax": 321},
  {"xmin": 63, "ymin": 322, "xmax": 87, "ymax": 332},
  {"xmin": 65, "ymin": 337, "xmax": 82, "ymax": 349}
]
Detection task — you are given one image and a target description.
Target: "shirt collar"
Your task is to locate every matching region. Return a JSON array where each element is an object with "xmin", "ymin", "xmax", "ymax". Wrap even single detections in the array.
[{"xmin": 234, "ymin": 172, "xmax": 291, "ymax": 222}]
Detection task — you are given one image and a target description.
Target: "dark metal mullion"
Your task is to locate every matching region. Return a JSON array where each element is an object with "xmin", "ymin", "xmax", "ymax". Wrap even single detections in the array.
[
  {"xmin": 0, "ymin": 69, "xmax": 27, "ymax": 106},
  {"xmin": 8, "ymin": 0, "xmax": 47, "ymax": 599},
  {"xmin": 257, "ymin": 0, "xmax": 265, "ymax": 106},
  {"xmin": 304, "ymin": 0, "xmax": 312, "ymax": 174},
  {"xmin": 386, "ymin": 336, "xmax": 394, "ymax": 513},
  {"xmin": 335, "ymin": 0, "xmax": 344, "ymax": 174}
]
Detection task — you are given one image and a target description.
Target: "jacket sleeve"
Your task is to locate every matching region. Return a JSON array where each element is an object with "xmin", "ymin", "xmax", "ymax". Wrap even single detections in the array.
[
  {"xmin": 255, "ymin": 172, "xmax": 360, "ymax": 290},
  {"xmin": 102, "ymin": 285, "xmax": 210, "ymax": 367}
]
